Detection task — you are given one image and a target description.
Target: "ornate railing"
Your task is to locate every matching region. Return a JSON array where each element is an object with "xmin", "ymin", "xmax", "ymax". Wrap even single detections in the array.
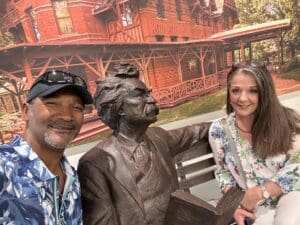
[
  {"xmin": 218, "ymin": 68, "xmax": 229, "ymax": 87},
  {"xmin": 152, "ymin": 69, "xmax": 230, "ymax": 107}
]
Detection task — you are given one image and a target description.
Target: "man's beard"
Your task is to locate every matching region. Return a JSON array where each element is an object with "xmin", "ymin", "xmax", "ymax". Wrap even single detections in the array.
[{"xmin": 44, "ymin": 131, "xmax": 76, "ymax": 151}]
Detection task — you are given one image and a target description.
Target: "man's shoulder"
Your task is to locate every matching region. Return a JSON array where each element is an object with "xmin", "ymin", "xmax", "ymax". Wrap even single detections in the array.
[
  {"xmin": 0, "ymin": 136, "xmax": 22, "ymax": 157},
  {"xmin": 79, "ymin": 135, "xmax": 116, "ymax": 164},
  {"xmin": 147, "ymin": 126, "xmax": 169, "ymax": 136}
]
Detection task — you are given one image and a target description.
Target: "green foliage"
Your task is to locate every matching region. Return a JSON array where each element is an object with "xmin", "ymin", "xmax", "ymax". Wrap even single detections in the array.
[
  {"xmin": 279, "ymin": 67, "xmax": 300, "ymax": 81},
  {"xmin": 235, "ymin": 1, "xmax": 268, "ymax": 26},
  {"xmin": 235, "ymin": 0, "xmax": 299, "ymax": 59},
  {"xmin": 0, "ymin": 31, "xmax": 14, "ymax": 48},
  {"xmin": 282, "ymin": 57, "xmax": 300, "ymax": 73}
]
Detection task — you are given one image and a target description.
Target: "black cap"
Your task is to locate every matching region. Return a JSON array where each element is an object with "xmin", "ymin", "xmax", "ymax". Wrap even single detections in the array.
[{"xmin": 27, "ymin": 71, "xmax": 93, "ymax": 105}]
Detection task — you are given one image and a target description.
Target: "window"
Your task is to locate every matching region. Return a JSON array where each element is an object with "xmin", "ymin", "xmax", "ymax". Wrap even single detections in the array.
[
  {"xmin": 52, "ymin": 0, "xmax": 73, "ymax": 34},
  {"xmin": 26, "ymin": 7, "xmax": 41, "ymax": 41},
  {"xmin": 170, "ymin": 36, "xmax": 177, "ymax": 42},
  {"xmin": 175, "ymin": 0, "xmax": 182, "ymax": 21},
  {"xmin": 155, "ymin": 35, "xmax": 164, "ymax": 42},
  {"xmin": 120, "ymin": 2, "xmax": 133, "ymax": 27},
  {"xmin": 156, "ymin": 0, "xmax": 165, "ymax": 18},
  {"xmin": 183, "ymin": 36, "xmax": 189, "ymax": 42}
]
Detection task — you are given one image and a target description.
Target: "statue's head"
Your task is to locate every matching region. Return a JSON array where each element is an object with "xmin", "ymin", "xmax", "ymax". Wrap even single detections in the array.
[{"xmin": 94, "ymin": 63, "xmax": 159, "ymax": 132}]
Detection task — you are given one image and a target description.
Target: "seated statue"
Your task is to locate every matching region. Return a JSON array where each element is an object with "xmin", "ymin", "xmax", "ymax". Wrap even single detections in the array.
[{"xmin": 77, "ymin": 63, "xmax": 212, "ymax": 225}]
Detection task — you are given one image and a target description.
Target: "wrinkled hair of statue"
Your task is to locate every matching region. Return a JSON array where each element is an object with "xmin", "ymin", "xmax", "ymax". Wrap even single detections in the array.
[{"xmin": 93, "ymin": 63, "xmax": 140, "ymax": 131}]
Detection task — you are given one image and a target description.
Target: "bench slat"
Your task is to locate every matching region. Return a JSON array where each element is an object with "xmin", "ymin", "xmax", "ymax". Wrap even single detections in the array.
[
  {"xmin": 179, "ymin": 169, "xmax": 216, "ymax": 189},
  {"xmin": 175, "ymin": 140, "xmax": 216, "ymax": 192},
  {"xmin": 176, "ymin": 158, "xmax": 215, "ymax": 176}
]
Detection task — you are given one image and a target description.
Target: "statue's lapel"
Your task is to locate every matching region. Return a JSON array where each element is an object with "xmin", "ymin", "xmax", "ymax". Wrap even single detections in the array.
[{"xmin": 108, "ymin": 138, "xmax": 145, "ymax": 215}]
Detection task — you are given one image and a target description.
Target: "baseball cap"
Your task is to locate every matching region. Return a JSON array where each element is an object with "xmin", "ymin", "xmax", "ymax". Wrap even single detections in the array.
[{"xmin": 27, "ymin": 70, "xmax": 93, "ymax": 104}]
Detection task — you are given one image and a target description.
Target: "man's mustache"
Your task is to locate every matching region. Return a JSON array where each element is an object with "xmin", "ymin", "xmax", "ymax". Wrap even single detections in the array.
[{"xmin": 48, "ymin": 120, "xmax": 77, "ymax": 130}]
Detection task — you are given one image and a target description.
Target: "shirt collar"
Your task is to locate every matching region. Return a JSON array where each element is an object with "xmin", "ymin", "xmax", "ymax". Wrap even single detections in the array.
[
  {"xmin": 12, "ymin": 135, "xmax": 76, "ymax": 180},
  {"xmin": 116, "ymin": 133, "xmax": 149, "ymax": 158}
]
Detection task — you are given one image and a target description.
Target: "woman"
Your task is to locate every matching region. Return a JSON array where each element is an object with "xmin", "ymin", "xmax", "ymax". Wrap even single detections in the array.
[{"xmin": 209, "ymin": 61, "xmax": 300, "ymax": 225}]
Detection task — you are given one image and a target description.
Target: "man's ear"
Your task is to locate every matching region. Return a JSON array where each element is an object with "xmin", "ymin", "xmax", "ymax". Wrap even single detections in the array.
[{"xmin": 22, "ymin": 102, "xmax": 30, "ymax": 121}]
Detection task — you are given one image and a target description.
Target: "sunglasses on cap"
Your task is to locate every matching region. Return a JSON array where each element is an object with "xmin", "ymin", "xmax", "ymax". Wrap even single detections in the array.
[{"xmin": 30, "ymin": 70, "xmax": 88, "ymax": 90}]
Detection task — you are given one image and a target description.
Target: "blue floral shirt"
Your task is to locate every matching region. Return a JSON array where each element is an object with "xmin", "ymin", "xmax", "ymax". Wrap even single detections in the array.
[
  {"xmin": 209, "ymin": 113, "xmax": 300, "ymax": 207},
  {"xmin": 0, "ymin": 135, "xmax": 82, "ymax": 225}
]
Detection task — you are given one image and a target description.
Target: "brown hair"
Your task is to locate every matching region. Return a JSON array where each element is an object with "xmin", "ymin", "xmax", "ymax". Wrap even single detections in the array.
[{"xmin": 226, "ymin": 61, "xmax": 300, "ymax": 158}]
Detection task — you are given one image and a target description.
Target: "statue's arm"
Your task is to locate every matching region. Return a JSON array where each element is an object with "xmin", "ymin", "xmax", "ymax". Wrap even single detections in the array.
[
  {"xmin": 167, "ymin": 122, "xmax": 211, "ymax": 157},
  {"xmin": 78, "ymin": 160, "xmax": 118, "ymax": 225}
]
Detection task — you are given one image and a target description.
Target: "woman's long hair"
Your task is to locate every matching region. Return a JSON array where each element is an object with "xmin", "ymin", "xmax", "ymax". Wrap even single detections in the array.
[{"xmin": 226, "ymin": 61, "xmax": 300, "ymax": 158}]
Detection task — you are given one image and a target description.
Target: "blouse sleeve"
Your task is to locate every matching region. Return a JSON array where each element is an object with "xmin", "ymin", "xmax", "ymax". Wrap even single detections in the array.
[
  {"xmin": 270, "ymin": 134, "xmax": 300, "ymax": 193},
  {"xmin": 209, "ymin": 120, "xmax": 237, "ymax": 191}
]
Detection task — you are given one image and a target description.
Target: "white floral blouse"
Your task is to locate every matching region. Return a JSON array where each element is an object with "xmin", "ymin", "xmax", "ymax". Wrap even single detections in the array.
[{"xmin": 209, "ymin": 113, "xmax": 300, "ymax": 207}]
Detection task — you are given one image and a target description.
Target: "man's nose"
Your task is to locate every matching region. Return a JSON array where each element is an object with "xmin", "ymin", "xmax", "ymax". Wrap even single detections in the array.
[{"xmin": 56, "ymin": 106, "xmax": 74, "ymax": 121}]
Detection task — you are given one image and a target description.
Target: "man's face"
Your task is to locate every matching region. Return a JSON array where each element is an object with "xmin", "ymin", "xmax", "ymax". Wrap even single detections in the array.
[
  {"xmin": 24, "ymin": 88, "xmax": 84, "ymax": 151},
  {"xmin": 120, "ymin": 79, "xmax": 159, "ymax": 126}
]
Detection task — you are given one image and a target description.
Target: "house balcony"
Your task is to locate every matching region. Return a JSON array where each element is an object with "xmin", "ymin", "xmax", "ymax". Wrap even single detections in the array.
[
  {"xmin": 93, "ymin": 0, "xmax": 115, "ymax": 15},
  {"xmin": 92, "ymin": 0, "xmax": 130, "ymax": 16},
  {"xmin": 0, "ymin": 9, "xmax": 21, "ymax": 32}
]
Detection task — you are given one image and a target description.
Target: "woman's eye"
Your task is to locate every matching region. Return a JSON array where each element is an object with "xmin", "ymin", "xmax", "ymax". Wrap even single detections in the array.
[
  {"xmin": 249, "ymin": 89, "xmax": 258, "ymax": 94},
  {"xmin": 231, "ymin": 88, "xmax": 240, "ymax": 94}
]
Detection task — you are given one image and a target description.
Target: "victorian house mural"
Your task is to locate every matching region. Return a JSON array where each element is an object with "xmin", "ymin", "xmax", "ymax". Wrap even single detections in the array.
[{"xmin": 0, "ymin": 0, "xmax": 291, "ymax": 142}]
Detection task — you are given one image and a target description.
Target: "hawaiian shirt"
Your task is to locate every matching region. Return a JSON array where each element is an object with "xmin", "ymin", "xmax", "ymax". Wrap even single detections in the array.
[
  {"xmin": 0, "ymin": 135, "xmax": 82, "ymax": 225},
  {"xmin": 209, "ymin": 113, "xmax": 300, "ymax": 207}
]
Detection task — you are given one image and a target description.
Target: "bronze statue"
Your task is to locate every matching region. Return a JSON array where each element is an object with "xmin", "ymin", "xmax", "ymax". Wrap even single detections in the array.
[{"xmin": 77, "ymin": 63, "xmax": 211, "ymax": 225}]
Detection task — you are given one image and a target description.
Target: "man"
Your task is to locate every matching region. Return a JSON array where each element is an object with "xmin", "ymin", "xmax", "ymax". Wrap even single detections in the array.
[
  {"xmin": 78, "ymin": 63, "xmax": 210, "ymax": 225},
  {"xmin": 0, "ymin": 70, "xmax": 93, "ymax": 224}
]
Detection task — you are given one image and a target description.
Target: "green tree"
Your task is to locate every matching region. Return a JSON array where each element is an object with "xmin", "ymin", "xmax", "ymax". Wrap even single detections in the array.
[
  {"xmin": 275, "ymin": 0, "xmax": 300, "ymax": 58},
  {"xmin": 235, "ymin": 0, "xmax": 299, "ymax": 60}
]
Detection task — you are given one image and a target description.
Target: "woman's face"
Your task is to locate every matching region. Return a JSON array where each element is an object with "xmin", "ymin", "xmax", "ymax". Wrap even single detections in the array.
[{"xmin": 229, "ymin": 71, "xmax": 259, "ymax": 119}]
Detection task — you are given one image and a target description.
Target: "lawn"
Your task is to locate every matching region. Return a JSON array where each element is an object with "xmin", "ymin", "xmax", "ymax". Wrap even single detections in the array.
[
  {"xmin": 154, "ymin": 89, "xmax": 226, "ymax": 126},
  {"xmin": 279, "ymin": 67, "xmax": 300, "ymax": 81},
  {"xmin": 279, "ymin": 56, "xmax": 300, "ymax": 81}
]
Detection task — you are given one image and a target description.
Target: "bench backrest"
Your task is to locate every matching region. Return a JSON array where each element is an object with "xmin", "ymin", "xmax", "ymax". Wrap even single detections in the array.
[{"xmin": 174, "ymin": 141, "xmax": 216, "ymax": 192}]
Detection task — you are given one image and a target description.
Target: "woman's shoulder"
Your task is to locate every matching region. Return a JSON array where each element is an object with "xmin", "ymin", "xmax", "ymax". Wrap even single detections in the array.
[
  {"xmin": 211, "ymin": 114, "xmax": 234, "ymax": 129},
  {"xmin": 210, "ymin": 117, "xmax": 226, "ymax": 138}
]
